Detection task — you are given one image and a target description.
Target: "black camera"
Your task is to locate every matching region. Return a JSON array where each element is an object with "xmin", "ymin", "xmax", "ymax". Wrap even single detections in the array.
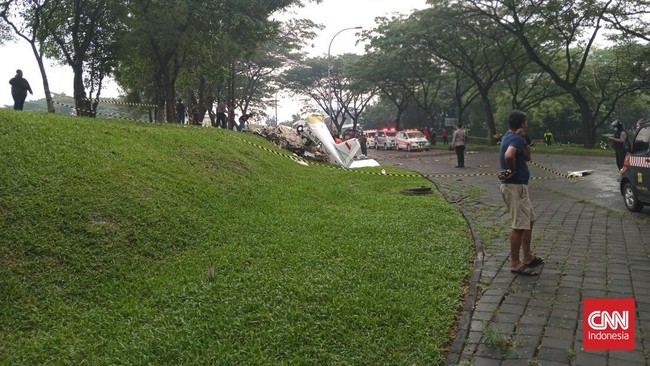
[{"xmin": 498, "ymin": 169, "xmax": 512, "ymax": 180}]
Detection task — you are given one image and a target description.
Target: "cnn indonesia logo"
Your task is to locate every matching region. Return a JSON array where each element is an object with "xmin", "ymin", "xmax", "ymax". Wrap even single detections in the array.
[{"xmin": 583, "ymin": 298, "xmax": 635, "ymax": 350}]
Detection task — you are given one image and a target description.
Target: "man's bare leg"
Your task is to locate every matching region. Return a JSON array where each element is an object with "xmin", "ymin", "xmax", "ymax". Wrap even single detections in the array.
[{"xmin": 510, "ymin": 228, "xmax": 524, "ymax": 269}]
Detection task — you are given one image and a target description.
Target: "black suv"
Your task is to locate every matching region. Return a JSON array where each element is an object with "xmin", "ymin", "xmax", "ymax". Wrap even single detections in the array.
[{"xmin": 619, "ymin": 121, "xmax": 650, "ymax": 211}]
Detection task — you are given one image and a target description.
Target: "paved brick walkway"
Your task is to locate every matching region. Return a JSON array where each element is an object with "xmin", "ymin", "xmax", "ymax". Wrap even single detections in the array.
[{"xmin": 370, "ymin": 149, "xmax": 650, "ymax": 366}]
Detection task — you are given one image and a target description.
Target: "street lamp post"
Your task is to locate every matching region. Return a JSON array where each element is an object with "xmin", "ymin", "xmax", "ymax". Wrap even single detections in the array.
[
  {"xmin": 274, "ymin": 90, "xmax": 278, "ymax": 126},
  {"xmin": 327, "ymin": 26, "xmax": 362, "ymax": 132}
]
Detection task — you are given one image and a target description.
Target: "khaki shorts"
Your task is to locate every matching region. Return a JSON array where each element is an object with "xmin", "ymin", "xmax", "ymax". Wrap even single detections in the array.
[{"xmin": 500, "ymin": 184, "xmax": 535, "ymax": 230}]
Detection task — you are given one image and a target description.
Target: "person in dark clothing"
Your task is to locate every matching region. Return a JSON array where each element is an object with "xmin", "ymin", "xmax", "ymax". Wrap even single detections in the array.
[
  {"xmin": 176, "ymin": 99, "xmax": 186, "ymax": 123},
  {"xmin": 216, "ymin": 101, "xmax": 227, "ymax": 128},
  {"xmin": 191, "ymin": 106, "xmax": 200, "ymax": 125},
  {"xmin": 358, "ymin": 132, "xmax": 368, "ymax": 156},
  {"xmin": 9, "ymin": 69, "xmax": 33, "ymax": 111},
  {"xmin": 238, "ymin": 113, "xmax": 253, "ymax": 131},
  {"xmin": 608, "ymin": 120, "xmax": 628, "ymax": 170}
]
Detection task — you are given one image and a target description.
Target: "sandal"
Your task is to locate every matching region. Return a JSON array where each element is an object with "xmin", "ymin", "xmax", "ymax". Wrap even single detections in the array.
[
  {"xmin": 524, "ymin": 256, "xmax": 544, "ymax": 267},
  {"xmin": 511, "ymin": 266, "xmax": 539, "ymax": 276}
]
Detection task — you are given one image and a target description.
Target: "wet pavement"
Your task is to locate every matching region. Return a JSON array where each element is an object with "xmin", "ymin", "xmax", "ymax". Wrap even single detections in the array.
[{"xmin": 366, "ymin": 147, "xmax": 650, "ymax": 366}]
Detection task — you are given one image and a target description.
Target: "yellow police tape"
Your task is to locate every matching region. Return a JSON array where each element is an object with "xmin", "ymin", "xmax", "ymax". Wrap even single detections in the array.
[
  {"xmin": 234, "ymin": 136, "xmax": 580, "ymax": 181},
  {"xmin": 53, "ymin": 93, "xmax": 157, "ymax": 108},
  {"xmin": 53, "ymin": 100, "xmax": 147, "ymax": 123}
]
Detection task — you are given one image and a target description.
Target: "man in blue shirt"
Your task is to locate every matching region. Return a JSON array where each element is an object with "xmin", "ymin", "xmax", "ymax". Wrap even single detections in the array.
[{"xmin": 499, "ymin": 110, "xmax": 544, "ymax": 276}]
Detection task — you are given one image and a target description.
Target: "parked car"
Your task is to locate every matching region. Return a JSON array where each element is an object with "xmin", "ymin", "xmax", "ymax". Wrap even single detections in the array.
[
  {"xmin": 619, "ymin": 121, "xmax": 650, "ymax": 211},
  {"xmin": 375, "ymin": 128, "xmax": 397, "ymax": 149},
  {"xmin": 395, "ymin": 129, "xmax": 431, "ymax": 151},
  {"xmin": 365, "ymin": 129, "xmax": 377, "ymax": 149}
]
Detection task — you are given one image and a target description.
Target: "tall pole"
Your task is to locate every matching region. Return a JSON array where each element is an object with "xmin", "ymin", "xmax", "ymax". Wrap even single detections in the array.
[
  {"xmin": 274, "ymin": 90, "xmax": 278, "ymax": 126},
  {"xmin": 327, "ymin": 26, "xmax": 362, "ymax": 132}
]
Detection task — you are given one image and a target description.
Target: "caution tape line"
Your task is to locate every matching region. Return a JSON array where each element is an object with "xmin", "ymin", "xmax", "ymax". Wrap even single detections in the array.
[
  {"xmin": 236, "ymin": 136, "xmax": 579, "ymax": 181},
  {"xmin": 53, "ymin": 101, "xmax": 147, "ymax": 123},
  {"xmin": 53, "ymin": 93, "xmax": 157, "ymax": 108},
  {"xmin": 529, "ymin": 160, "xmax": 580, "ymax": 180}
]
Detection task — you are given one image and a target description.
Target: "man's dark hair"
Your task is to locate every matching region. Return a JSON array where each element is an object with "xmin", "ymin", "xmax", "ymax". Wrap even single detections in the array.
[{"xmin": 508, "ymin": 110, "xmax": 527, "ymax": 130}]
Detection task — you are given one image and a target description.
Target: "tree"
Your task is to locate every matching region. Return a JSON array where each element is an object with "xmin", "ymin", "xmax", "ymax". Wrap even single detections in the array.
[
  {"xmin": 601, "ymin": 0, "xmax": 650, "ymax": 43},
  {"xmin": 119, "ymin": 0, "xmax": 310, "ymax": 122},
  {"xmin": 283, "ymin": 56, "xmax": 330, "ymax": 117},
  {"xmin": 581, "ymin": 43, "xmax": 650, "ymax": 131},
  {"xmin": 283, "ymin": 54, "xmax": 365, "ymax": 133},
  {"xmin": 412, "ymin": 4, "xmax": 524, "ymax": 142},
  {"xmin": 464, "ymin": 0, "xmax": 650, "ymax": 147},
  {"xmin": 42, "ymin": 0, "xmax": 124, "ymax": 116},
  {"xmin": 1, "ymin": 0, "xmax": 59, "ymax": 113},
  {"xmin": 231, "ymin": 18, "xmax": 320, "ymax": 120},
  {"xmin": 359, "ymin": 15, "xmax": 421, "ymax": 131},
  {"xmin": 334, "ymin": 54, "xmax": 378, "ymax": 132}
]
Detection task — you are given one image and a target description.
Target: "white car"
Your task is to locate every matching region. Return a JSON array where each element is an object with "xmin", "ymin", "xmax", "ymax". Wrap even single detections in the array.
[
  {"xmin": 395, "ymin": 129, "xmax": 430, "ymax": 151},
  {"xmin": 375, "ymin": 128, "xmax": 397, "ymax": 149}
]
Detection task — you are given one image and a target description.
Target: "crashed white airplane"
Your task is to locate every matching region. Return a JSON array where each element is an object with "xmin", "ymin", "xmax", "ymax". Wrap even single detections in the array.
[{"xmin": 295, "ymin": 114, "xmax": 380, "ymax": 169}]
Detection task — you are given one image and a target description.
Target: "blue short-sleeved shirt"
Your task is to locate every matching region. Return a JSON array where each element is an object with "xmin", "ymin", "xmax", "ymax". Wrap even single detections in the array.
[{"xmin": 499, "ymin": 131, "xmax": 530, "ymax": 184}]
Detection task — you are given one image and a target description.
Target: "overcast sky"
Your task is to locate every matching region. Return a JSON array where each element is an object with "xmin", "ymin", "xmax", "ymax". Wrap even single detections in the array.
[{"xmin": 0, "ymin": 0, "xmax": 429, "ymax": 119}]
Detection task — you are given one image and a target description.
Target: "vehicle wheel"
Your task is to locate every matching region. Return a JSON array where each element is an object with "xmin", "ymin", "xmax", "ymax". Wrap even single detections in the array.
[
  {"xmin": 407, "ymin": 145, "xmax": 412, "ymax": 152},
  {"xmin": 623, "ymin": 182, "xmax": 644, "ymax": 212},
  {"xmin": 384, "ymin": 143, "xmax": 388, "ymax": 150}
]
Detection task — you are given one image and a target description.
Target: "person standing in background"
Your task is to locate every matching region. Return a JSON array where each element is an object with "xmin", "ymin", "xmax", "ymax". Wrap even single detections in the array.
[
  {"xmin": 216, "ymin": 101, "xmax": 227, "ymax": 128},
  {"xmin": 358, "ymin": 132, "xmax": 368, "ymax": 157},
  {"xmin": 175, "ymin": 99, "xmax": 186, "ymax": 124},
  {"xmin": 9, "ymin": 69, "xmax": 33, "ymax": 111},
  {"xmin": 441, "ymin": 127, "xmax": 449, "ymax": 145},
  {"xmin": 607, "ymin": 120, "xmax": 628, "ymax": 170},
  {"xmin": 451, "ymin": 124, "xmax": 465, "ymax": 168},
  {"xmin": 543, "ymin": 129, "xmax": 554, "ymax": 145}
]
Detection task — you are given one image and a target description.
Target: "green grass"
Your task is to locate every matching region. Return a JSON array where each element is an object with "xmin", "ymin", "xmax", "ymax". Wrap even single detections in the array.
[{"xmin": 0, "ymin": 110, "xmax": 473, "ymax": 364}]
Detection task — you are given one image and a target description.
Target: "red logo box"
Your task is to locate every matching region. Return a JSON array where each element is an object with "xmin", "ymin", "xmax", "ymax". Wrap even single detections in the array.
[{"xmin": 583, "ymin": 298, "xmax": 635, "ymax": 350}]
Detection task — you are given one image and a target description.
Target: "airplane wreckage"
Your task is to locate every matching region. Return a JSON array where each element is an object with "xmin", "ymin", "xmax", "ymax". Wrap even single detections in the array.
[{"xmin": 251, "ymin": 114, "xmax": 380, "ymax": 169}]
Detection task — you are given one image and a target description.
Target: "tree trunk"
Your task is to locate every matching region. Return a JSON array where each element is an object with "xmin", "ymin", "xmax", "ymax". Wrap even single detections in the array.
[
  {"xmin": 30, "ymin": 43, "xmax": 55, "ymax": 113},
  {"xmin": 153, "ymin": 70, "xmax": 165, "ymax": 122},
  {"xmin": 73, "ymin": 63, "xmax": 93, "ymax": 117},
  {"xmin": 480, "ymin": 91, "xmax": 498, "ymax": 145},
  {"xmin": 576, "ymin": 98, "xmax": 595, "ymax": 148}
]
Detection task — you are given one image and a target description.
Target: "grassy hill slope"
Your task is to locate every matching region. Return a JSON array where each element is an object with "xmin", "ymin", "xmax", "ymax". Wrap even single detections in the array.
[{"xmin": 0, "ymin": 110, "xmax": 472, "ymax": 364}]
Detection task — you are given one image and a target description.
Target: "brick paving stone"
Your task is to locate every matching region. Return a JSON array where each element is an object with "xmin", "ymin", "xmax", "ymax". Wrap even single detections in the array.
[
  {"xmin": 609, "ymin": 350, "xmax": 647, "ymax": 365},
  {"xmin": 573, "ymin": 351, "xmax": 608, "ymax": 366},
  {"xmin": 541, "ymin": 335, "xmax": 574, "ymax": 350},
  {"xmin": 475, "ymin": 343, "xmax": 505, "ymax": 359},
  {"xmin": 537, "ymin": 346, "xmax": 573, "ymax": 364},
  {"xmin": 499, "ymin": 303, "xmax": 527, "ymax": 315},
  {"xmin": 519, "ymin": 312, "xmax": 547, "ymax": 325},
  {"xmin": 472, "ymin": 356, "xmax": 503, "ymax": 366},
  {"xmin": 547, "ymin": 316, "xmax": 576, "ymax": 329},
  {"xmin": 473, "ymin": 311, "xmax": 494, "ymax": 321}
]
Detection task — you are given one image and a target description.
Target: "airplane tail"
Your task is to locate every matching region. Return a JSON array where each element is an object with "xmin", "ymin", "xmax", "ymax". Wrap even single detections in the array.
[
  {"xmin": 334, "ymin": 139, "xmax": 380, "ymax": 168},
  {"xmin": 302, "ymin": 114, "xmax": 380, "ymax": 168},
  {"xmin": 334, "ymin": 139, "xmax": 361, "ymax": 167}
]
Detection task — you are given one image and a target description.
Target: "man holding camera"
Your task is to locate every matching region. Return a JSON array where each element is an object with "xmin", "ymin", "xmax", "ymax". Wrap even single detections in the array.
[{"xmin": 499, "ymin": 110, "xmax": 544, "ymax": 276}]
